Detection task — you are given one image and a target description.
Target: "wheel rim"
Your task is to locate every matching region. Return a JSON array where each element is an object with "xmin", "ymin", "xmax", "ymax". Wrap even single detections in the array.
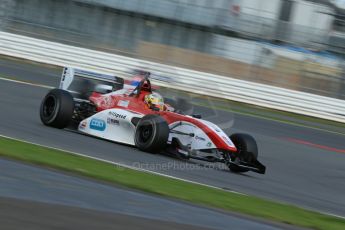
[
  {"xmin": 43, "ymin": 95, "xmax": 56, "ymax": 118},
  {"xmin": 139, "ymin": 124, "xmax": 153, "ymax": 143}
]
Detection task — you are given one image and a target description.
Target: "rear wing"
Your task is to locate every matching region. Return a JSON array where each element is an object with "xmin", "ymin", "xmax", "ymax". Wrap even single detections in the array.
[{"xmin": 59, "ymin": 67, "xmax": 124, "ymax": 99}]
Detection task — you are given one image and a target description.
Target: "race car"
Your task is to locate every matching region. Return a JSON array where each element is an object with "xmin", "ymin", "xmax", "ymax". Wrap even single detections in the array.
[{"xmin": 39, "ymin": 67, "xmax": 266, "ymax": 174}]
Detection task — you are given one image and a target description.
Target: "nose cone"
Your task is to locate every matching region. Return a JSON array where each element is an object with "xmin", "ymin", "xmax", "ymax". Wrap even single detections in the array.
[
  {"xmin": 197, "ymin": 119, "xmax": 237, "ymax": 152},
  {"xmin": 219, "ymin": 135, "xmax": 237, "ymax": 152}
]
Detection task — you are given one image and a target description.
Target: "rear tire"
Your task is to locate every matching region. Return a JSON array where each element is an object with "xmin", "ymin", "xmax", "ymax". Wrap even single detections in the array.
[
  {"xmin": 228, "ymin": 133, "xmax": 258, "ymax": 173},
  {"xmin": 40, "ymin": 89, "xmax": 74, "ymax": 129},
  {"xmin": 135, "ymin": 114, "xmax": 169, "ymax": 153}
]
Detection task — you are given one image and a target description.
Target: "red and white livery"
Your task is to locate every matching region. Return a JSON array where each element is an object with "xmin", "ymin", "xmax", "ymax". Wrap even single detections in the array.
[{"xmin": 40, "ymin": 68, "xmax": 265, "ymax": 174}]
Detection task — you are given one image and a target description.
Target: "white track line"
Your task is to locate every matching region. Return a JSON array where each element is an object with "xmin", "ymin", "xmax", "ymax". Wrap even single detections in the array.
[
  {"xmin": 0, "ymin": 76, "xmax": 53, "ymax": 89},
  {"xmin": 1, "ymin": 76, "xmax": 345, "ymax": 219},
  {"xmin": 0, "ymin": 133, "xmax": 244, "ymax": 195},
  {"xmin": 0, "ymin": 76, "xmax": 246, "ymax": 195},
  {"xmin": 2, "ymin": 133, "xmax": 345, "ymax": 220},
  {"xmin": 2, "ymin": 75, "xmax": 345, "ymax": 138}
]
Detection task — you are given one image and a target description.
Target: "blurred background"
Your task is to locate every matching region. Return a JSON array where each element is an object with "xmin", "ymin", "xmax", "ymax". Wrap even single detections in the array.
[{"xmin": 1, "ymin": 0, "xmax": 345, "ymax": 99}]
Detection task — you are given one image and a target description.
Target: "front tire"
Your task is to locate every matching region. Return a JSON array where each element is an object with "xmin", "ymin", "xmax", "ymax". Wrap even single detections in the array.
[
  {"xmin": 135, "ymin": 114, "xmax": 169, "ymax": 153},
  {"xmin": 228, "ymin": 133, "xmax": 258, "ymax": 173},
  {"xmin": 40, "ymin": 89, "xmax": 74, "ymax": 129}
]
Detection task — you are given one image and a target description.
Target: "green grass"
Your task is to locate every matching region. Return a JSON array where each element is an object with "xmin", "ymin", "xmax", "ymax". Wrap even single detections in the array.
[{"xmin": 0, "ymin": 136, "xmax": 344, "ymax": 230}]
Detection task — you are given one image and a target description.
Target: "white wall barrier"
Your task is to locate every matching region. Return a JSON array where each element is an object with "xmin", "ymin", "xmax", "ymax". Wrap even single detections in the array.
[{"xmin": 1, "ymin": 31, "xmax": 345, "ymax": 123}]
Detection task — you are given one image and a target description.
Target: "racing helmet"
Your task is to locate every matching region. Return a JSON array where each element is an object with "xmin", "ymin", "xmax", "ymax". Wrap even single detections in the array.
[{"xmin": 144, "ymin": 92, "xmax": 164, "ymax": 111}]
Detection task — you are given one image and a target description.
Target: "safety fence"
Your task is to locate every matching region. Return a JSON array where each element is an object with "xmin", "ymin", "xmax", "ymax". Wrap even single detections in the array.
[{"xmin": 1, "ymin": 31, "xmax": 345, "ymax": 123}]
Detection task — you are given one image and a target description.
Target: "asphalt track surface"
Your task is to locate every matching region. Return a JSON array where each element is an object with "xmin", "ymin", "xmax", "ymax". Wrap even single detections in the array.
[
  {"xmin": 0, "ymin": 158, "xmax": 288, "ymax": 230},
  {"xmin": 0, "ymin": 57, "xmax": 345, "ymax": 218}
]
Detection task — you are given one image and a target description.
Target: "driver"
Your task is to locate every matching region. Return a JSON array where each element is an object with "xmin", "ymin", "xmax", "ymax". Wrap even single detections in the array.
[{"xmin": 144, "ymin": 92, "xmax": 165, "ymax": 111}]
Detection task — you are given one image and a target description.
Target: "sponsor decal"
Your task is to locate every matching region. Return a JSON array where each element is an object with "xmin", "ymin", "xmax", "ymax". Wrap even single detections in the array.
[
  {"xmin": 108, "ymin": 111, "xmax": 127, "ymax": 119},
  {"xmin": 89, "ymin": 118, "xmax": 106, "ymax": 131},
  {"xmin": 195, "ymin": 136, "xmax": 206, "ymax": 141},
  {"xmin": 117, "ymin": 100, "xmax": 129, "ymax": 108},
  {"xmin": 107, "ymin": 117, "xmax": 119, "ymax": 126},
  {"xmin": 207, "ymin": 142, "xmax": 212, "ymax": 147},
  {"xmin": 79, "ymin": 121, "xmax": 87, "ymax": 130}
]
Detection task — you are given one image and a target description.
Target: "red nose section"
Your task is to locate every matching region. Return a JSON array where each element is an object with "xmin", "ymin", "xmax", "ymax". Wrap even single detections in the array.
[{"xmin": 161, "ymin": 112, "xmax": 237, "ymax": 152}]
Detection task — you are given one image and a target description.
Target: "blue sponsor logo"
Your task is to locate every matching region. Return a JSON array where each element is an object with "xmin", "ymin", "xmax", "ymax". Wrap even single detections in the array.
[{"xmin": 90, "ymin": 118, "xmax": 106, "ymax": 131}]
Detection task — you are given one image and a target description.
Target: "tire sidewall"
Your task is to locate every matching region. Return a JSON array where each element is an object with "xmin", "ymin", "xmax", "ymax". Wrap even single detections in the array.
[
  {"xmin": 135, "ymin": 118, "xmax": 157, "ymax": 149},
  {"xmin": 135, "ymin": 114, "xmax": 169, "ymax": 153},
  {"xmin": 40, "ymin": 93, "xmax": 61, "ymax": 124},
  {"xmin": 40, "ymin": 89, "xmax": 74, "ymax": 129},
  {"xmin": 230, "ymin": 133, "xmax": 258, "ymax": 160},
  {"xmin": 228, "ymin": 133, "xmax": 258, "ymax": 173}
]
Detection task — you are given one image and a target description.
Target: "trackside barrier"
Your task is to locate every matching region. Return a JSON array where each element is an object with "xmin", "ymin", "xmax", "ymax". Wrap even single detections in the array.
[{"xmin": 1, "ymin": 31, "xmax": 345, "ymax": 123}]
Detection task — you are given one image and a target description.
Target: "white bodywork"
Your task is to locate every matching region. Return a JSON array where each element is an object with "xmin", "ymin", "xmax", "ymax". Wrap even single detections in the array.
[
  {"xmin": 168, "ymin": 121, "xmax": 217, "ymax": 150},
  {"xmin": 78, "ymin": 108, "xmax": 143, "ymax": 145},
  {"xmin": 199, "ymin": 119, "xmax": 236, "ymax": 149},
  {"xmin": 78, "ymin": 107, "xmax": 234, "ymax": 152},
  {"xmin": 69, "ymin": 67, "xmax": 235, "ymax": 151}
]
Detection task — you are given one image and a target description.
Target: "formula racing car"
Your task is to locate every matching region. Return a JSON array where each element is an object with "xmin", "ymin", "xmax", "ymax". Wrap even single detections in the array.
[{"xmin": 39, "ymin": 68, "xmax": 266, "ymax": 174}]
